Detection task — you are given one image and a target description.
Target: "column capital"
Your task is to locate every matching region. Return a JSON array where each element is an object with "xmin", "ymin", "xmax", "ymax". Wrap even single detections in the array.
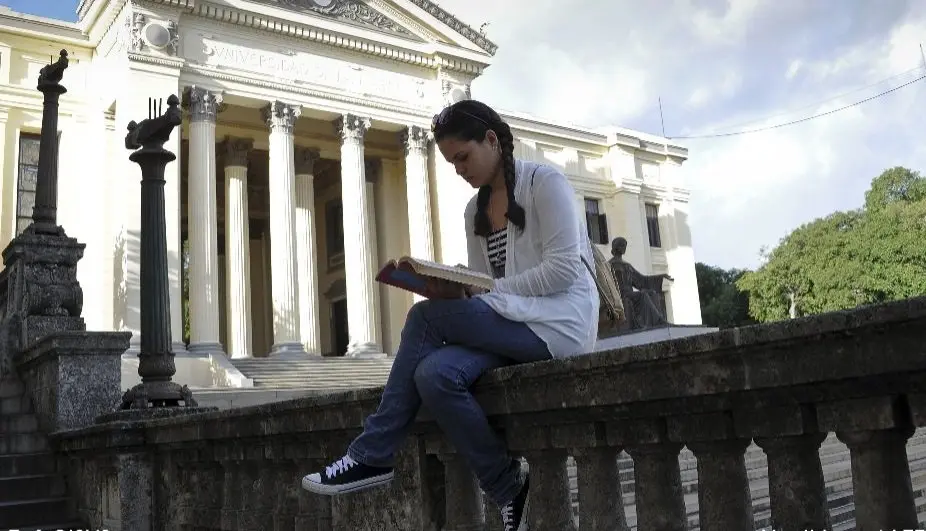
[
  {"xmin": 402, "ymin": 125, "xmax": 431, "ymax": 155},
  {"xmin": 183, "ymin": 85, "xmax": 224, "ymax": 123},
  {"xmin": 262, "ymin": 101, "xmax": 302, "ymax": 134},
  {"xmin": 294, "ymin": 146, "xmax": 321, "ymax": 175},
  {"xmin": 220, "ymin": 136, "xmax": 253, "ymax": 168},
  {"xmin": 334, "ymin": 114, "xmax": 371, "ymax": 144}
]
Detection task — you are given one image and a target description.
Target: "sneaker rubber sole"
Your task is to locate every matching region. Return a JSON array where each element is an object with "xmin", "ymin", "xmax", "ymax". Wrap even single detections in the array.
[{"xmin": 300, "ymin": 470, "xmax": 395, "ymax": 495}]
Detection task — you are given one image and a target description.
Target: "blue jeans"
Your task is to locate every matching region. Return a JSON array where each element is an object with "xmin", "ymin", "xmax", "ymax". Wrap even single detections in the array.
[{"xmin": 346, "ymin": 296, "xmax": 552, "ymax": 506}]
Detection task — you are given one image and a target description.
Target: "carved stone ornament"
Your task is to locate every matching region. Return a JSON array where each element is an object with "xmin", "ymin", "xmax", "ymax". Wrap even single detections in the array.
[
  {"xmin": 402, "ymin": 125, "xmax": 430, "ymax": 155},
  {"xmin": 262, "ymin": 101, "xmax": 302, "ymax": 134},
  {"xmin": 183, "ymin": 86, "xmax": 224, "ymax": 123},
  {"xmin": 221, "ymin": 136, "xmax": 253, "ymax": 168},
  {"xmin": 255, "ymin": 0, "xmax": 411, "ymax": 36},
  {"xmin": 294, "ymin": 146, "xmax": 321, "ymax": 175},
  {"xmin": 334, "ymin": 114, "xmax": 371, "ymax": 144},
  {"xmin": 128, "ymin": 12, "xmax": 146, "ymax": 52},
  {"xmin": 166, "ymin": 20, "xmax": 180, "ymax": 56},
  {"xmin": 406, "ymin": 0, "xmax": 497, "ymax": 55}
]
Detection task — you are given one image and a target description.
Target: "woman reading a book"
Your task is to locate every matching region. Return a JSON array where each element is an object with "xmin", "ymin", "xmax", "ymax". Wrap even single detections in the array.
[{"xmin": 301, "ymin": 99, "xmax": 599, "ymax": 531}]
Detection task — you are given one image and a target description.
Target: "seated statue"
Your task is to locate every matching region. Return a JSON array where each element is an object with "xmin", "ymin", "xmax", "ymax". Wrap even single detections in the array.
[{"xmin": 608, "ymin": 236, "xmax": 673, "ymax": 331}]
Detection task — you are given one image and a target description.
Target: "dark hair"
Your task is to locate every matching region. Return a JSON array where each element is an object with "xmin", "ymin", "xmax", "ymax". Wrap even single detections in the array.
[{"xmin": 431, "ymin": 100, "xmax": 525, "ymax": 237}]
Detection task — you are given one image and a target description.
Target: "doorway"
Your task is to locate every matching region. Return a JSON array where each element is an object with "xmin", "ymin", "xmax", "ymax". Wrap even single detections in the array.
[{"xmin": 331, "ymin": 298, "xmax": 349, "ymax": 356}]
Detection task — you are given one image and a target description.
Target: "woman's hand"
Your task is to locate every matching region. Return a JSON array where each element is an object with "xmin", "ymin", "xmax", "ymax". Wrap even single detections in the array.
[{"xmin": 424, "ymin": 277, "xmax": 466, "ymax": 299}]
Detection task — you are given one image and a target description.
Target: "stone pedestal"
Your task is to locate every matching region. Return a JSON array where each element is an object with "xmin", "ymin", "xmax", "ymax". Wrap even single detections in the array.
[{"xmin": 16, "ymin": 331, "xmax": 130, "ymax": 432}]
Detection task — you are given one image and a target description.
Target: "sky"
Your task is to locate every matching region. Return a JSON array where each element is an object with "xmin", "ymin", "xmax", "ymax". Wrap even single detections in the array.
[{"xmin": 4, "ymin": 0, "xmax": 926, "ymax": 270}]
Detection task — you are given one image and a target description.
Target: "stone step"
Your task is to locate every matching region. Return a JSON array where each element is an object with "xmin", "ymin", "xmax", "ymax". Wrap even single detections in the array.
[
  {"xmin": 0, "ymin": 498, "xmax": 72, "ymax": 528},
  {"xmin": 0, "ymin": 474, "xmax": 66, "ymax": 501},
  {"xmin": 0, "ymin": 394, "xmax": 31, "ymax": 415},
  {"xmin": 0, "ymin": 413, "xmax": 40, "ymax": 434},
  {"xmin": 0, "ymin": 378, "xmax": 25, "ymax": 398},
  {"xmin": 0, "ymin": 453, "xmax": 57, "ymax": 477},
  {"xmin": 0, "ymin": 433, "xmax": 48, "ymax": 454}
]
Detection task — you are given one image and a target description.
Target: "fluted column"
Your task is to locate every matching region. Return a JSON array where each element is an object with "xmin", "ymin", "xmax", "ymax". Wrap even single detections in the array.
[
  {"xmin": 185, "ymin": 86, "xmax": 225, "ymax": 355},
  {"xmin": 334, "ymin": 114, "xmax": 381, "ymax": 357},
  {"xmin": 221, "ymin": 136, "xmax": 253, "ymax": 359},
  {"xmin": 262, "ymin": 101, "xmax": 306, "ymax": 356},
  {"xmin": 294, "ymin": 147, "xmax": 322, "ymax": 355},
  {"xmin": 402, "ymin": 125, "xmax": 434, "ymax": 260}
]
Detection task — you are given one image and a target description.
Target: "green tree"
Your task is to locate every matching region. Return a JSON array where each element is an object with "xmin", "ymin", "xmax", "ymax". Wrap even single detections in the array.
[
  {"xmin": 695, "ymin": 262, "xmax": 755, "ymax": 328},
  {"xmin": 737, "ymin": 167, "xmax": 926, "ymax": 322}
]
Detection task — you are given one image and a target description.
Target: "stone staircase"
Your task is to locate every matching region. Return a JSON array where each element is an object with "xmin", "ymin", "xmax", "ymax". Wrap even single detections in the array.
[
  {"xmin": 564, "ymin": 428, "xmax": 926, "ymax": 530},
  {"xmin": 230, "ymin": 356, "xmax": 394, "ymax": 390},
  {"xmin": 0, "ymin": 377, "xmax": 84, "ymax": 530}
]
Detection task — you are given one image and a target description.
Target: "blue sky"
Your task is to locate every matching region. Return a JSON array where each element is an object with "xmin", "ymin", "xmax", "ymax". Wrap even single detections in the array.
[
  {"xmin": 1, "ymin": 1, "xmax": 77, "ymax": 21},
  {"xmin": 6, "ymin": 0, "xmax": 926, "ymax": 270}
]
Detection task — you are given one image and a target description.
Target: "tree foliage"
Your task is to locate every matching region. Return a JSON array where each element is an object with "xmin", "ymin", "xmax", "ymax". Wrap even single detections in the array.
[
  {"xmin": 737, "ymin": 167, "xmax": 926, "ymax": 321},
  {"xmin": 695, "ymin": 263, "xmax": 755, "ymax": 328}
]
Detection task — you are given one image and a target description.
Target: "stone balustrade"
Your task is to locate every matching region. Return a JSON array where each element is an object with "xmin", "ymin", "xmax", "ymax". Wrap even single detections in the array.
[{"xmin": 50, "ymin": 295, "xmax": 926, "ymax": 530}]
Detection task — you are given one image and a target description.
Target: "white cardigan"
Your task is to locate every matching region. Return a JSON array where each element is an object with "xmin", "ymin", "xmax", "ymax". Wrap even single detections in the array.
[{"xmin": 464, "ymin": 159, "xmax": 600, "ymax": 358}]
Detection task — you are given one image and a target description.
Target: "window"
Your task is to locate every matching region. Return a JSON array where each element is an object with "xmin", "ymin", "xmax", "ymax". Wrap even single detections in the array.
[
  {"xmin": 325, "ymin": 198, "xmax": 344, "ymax": 267},
  {"xmin": 15, "ymin": 133, "xmax": 41, "ymax": 235},
  {"xmin": 584, "ymin": 198, "xmax": 608, "ymax": 245},
  {"xmin": 645, "ymin": 203, "xmax": 662, "ymax": 248}
]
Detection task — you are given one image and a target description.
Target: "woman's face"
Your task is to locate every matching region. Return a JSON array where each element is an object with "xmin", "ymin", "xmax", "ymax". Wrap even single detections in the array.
[{"xmin": 436, "ymin": 130, "xmax": 500, "ymax": 189}]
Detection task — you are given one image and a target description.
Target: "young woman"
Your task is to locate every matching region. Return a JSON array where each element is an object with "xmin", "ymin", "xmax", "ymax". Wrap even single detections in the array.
[{"xmin": 301, "ymin": 99, "xmax": 600, "ymax": 531}]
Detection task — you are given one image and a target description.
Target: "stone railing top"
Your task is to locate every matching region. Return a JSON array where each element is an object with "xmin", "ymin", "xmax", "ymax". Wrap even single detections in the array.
[
  {"xmin": 18, "ymin": 330, "xmax": 133, "ymax": 367},
  {"xmin": 52, "ymin": 296, "xmax": 926, "ymax": 451}
]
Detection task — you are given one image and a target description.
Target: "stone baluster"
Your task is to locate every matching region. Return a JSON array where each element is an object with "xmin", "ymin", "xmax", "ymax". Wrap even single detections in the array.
[
  {"xmin": 573, "ymin": 447, "xmax": 628, "ymax": 531},
  {"xmin": 511, "ymin": 426, "xmax": 576, "ymax": 531},
  {"xmin": 551, "ymin": 423, "xmax": 628, "ymax": 530},
  {"xmin": 437, "ymin": 452, "xmax": 485, "ymax": 531},
  {"xmin": 221, "ymin": 136, "xmax": 254, "ymax": 359},
  {"xmin": 624, "ymin": 443, "xmax": 687, "ymax": 531},
  {"xmin": 754, "ymin": 433, "xmax": 831, "ymax": 530},
  {"xmin": 837, "ymin": 428, "xmax": 918, "ymax": 527},
  {"xmin": 334, "ymin": 114, "xmax": 380, "ymax": 357},
  {"xmin": 612, "ymin": 418, "xmax": 688, "ymax": 531},
  {"xmin": 820, "ymin": 397, "xmax": 919, "ymax": 527},
  {"xmin": 262, "ymin": 101, "xmax": 306, "ymax": 356},
  {"xmin": 688, "ymin": 439, "xmax": 754, "ymax": 531}
]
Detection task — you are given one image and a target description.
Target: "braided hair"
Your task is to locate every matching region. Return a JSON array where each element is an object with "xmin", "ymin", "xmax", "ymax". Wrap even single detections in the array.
[{"xmin": 432, "ymin": 100, "xmax": 525, "ymax": 237}]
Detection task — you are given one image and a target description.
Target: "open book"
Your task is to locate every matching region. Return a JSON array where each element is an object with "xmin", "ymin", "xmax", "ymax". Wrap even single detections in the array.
[{"xmin": 375, "ymin": 256, "xmax": 494, "ymax": 297}]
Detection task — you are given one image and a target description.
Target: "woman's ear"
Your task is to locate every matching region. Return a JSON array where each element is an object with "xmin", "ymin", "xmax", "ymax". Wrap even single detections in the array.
[{"xmin": 484, "ymin": 129, "xmax": 499, "ymax": 149}]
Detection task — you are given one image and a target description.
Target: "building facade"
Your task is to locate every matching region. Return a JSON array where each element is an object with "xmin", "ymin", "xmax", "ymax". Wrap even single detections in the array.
[{"xmin": 0, "ymin": 0, "xmax": 701, "ymax": 387}]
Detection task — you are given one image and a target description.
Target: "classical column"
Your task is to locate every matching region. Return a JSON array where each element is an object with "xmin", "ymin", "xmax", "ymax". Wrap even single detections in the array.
[
  {"xmin": 262, "ymin": 101, "xmax": 306, "ymax": 356},
  {"xmin": 185, "ymin": 86, "xmax": 224, "ymax": 356},
  {"xmin": 222, "ymin": 136, "xmax": 254, "ymax": 359},
  {"xmin": 334, "ymin": 114, "xmax": 381, "ymax": 357},
  {"xmin": 294, "ymin": 147, "xmax": 322, "ymax": 355},
  {"xmin": 402, "ymin": 125, "xmax": 435, "ymax": 261}
]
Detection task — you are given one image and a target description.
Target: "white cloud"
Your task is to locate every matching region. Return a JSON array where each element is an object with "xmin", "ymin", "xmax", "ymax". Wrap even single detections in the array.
[{"xmin": 438, "ymin": 0, "xmax": 926, "ymax": 269}]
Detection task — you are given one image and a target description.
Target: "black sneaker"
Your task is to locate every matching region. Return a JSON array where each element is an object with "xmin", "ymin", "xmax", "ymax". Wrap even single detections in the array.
[
  {"xmin": 301, "ymin": 454, "xmax": 394, "ymax": 495},
  {"xmin": 500, "ymin": 468, "xmax": 530, "ymax": 531}
]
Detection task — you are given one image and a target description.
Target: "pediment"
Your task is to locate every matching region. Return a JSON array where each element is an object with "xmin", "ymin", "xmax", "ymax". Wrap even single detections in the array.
[{"xmin": 243, "ymin": 0, "xmax": 496, "ymax": 56}]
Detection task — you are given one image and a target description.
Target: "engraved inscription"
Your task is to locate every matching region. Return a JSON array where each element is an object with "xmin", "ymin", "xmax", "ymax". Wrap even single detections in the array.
[{"xmin": 198, "ymin": 39, "xmax": 429, "ymax": 105}]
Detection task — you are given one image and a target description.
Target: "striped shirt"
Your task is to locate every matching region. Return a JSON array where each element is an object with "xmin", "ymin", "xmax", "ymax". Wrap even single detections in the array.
[{"xmin": 487, "ymin": 227, "xmax": 507, "ymax": 277}]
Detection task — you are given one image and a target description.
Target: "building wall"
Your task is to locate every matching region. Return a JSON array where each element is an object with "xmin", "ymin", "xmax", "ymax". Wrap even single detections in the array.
[{"xmin": 0, "ymin": 0, "xmax": 704, "ymax": 370}]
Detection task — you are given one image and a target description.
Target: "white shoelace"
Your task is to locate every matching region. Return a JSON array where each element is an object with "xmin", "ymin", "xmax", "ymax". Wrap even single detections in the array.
[
  {"xmin": 324, "ymin": 455, "xmax": 358, "ymax": 479},
  {"xmin": 500, "ymin": 502, "xmax": 515, "ymax": 531}
]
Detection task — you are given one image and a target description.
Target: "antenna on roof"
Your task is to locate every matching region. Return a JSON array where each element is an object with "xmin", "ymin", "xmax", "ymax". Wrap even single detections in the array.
[{"xmin": 658, "ymin": 96, "xmax": 666, "ymax": 138}]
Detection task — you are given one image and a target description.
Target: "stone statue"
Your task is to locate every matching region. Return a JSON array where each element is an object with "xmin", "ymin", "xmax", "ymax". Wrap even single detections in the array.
[{"xmin": 608, "ymin": 236, "xmax": 673, "ymax": 331}]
